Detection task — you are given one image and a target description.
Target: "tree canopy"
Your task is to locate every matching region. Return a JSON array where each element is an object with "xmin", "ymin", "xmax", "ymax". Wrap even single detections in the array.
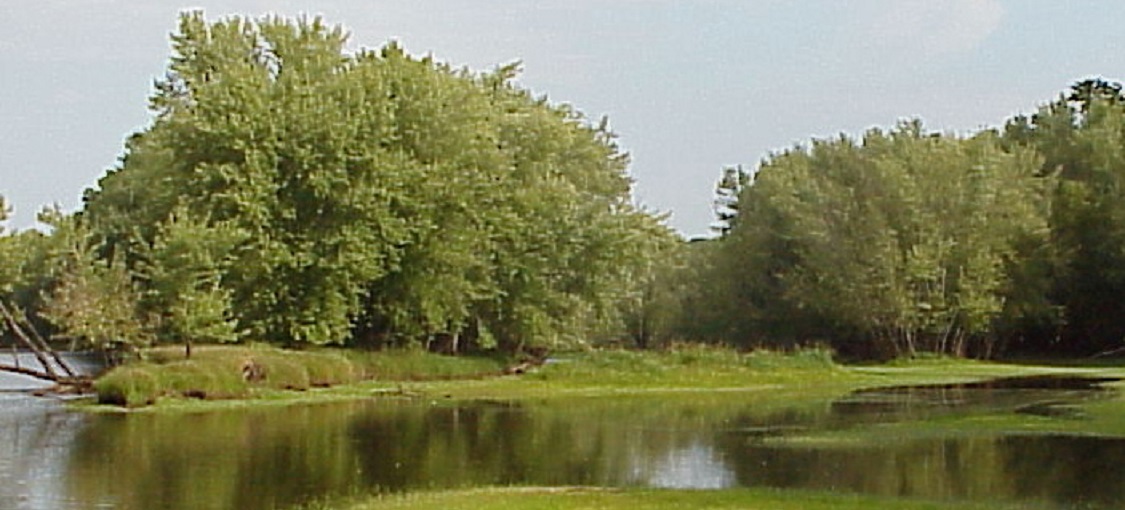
[
  {"xmin": 6, "ymin": 13, "xmax": 1125, "ymax": 363},
  {"xmin": 78, "ymin": 12, "xmax": 675, "ymax": 351},
  {"xmin": 681, "ymin": 122, "xmax": 1052, "ymax": 357}
]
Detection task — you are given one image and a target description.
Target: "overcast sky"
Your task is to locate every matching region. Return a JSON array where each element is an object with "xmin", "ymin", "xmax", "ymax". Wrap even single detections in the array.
[{"xmin": 2, "ymin": 1, "xmax": 1124, "ymax": 237}]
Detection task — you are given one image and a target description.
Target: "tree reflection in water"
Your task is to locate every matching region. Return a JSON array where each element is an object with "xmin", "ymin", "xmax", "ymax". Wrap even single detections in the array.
[{"xmin": 0, "ymin": 376, "xmax": 1122, "ymax": 509}]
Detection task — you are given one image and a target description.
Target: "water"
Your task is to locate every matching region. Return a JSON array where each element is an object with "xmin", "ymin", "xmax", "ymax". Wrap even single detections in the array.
[
  {"xmin": 0, "ymin": 352, "xmax": 107, "ymax": 392},
  {"xmin": 0, "ymin": 375, "xmax": 1120, "ymax": 510}
]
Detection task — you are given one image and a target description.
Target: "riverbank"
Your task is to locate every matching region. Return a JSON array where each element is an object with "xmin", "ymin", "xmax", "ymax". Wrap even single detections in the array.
[
  {"xmin": 301, "ymin": 357, "xmax": 1125, "ymax": 510},
  {"xmin": 61, "ymin": 346, "xmax": 1125, "ymax": 509},
  {"xmin": 309, "ymin": 486, "xmax": 1038, "ymax": 510},
  {"xmin": 92, "ymin": 345, "xmax": 509, "ymax": 408},
  {"xmin": 86, "ymin": 344, "xmax": 1083, "ymax": 412}
]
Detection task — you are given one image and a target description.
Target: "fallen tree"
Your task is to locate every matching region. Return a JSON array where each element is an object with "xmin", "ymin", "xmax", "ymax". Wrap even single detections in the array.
[{"xmin": 0, "ymin": 300, "xmax": 90, "ymax": 388}]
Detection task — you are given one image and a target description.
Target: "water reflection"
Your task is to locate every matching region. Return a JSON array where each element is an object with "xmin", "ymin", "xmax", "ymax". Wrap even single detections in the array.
[
  {"xmin": 0, "ymin": 396, "xmax": 90, "ymax": 510},
  {"xmin": 720, "ymin": 434, "xmax": 1125, "ymax": 508},
  {"xmin": 831, "ymin": 375, "xmax": 1120, "ymax": 424},
  {"xmin": 641, "ymin": 442, "xmax": 734, "ymax": 489},
  {"xmin": 0, "ymin": 375, "xmax": 1121, "ymax": 509},
  {"xmin": 0, "ymin": 352, "xmax": 108, "ymax": 391}
]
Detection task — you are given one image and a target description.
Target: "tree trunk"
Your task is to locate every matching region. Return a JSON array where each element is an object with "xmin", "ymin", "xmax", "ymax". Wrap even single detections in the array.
[{"xmin": 0, "ymin": 300, "xmax": 88, "ymax": 387}]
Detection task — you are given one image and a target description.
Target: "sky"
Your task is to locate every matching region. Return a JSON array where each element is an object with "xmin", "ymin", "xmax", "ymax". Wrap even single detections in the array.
[{"xmin": 2, "ymin": 1, "xmax": 1125, "ymax": 238}]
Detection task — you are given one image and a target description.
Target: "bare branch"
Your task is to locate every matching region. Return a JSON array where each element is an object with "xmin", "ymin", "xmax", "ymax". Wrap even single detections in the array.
[
  {"xmin": 13, "ymin": 306, "xmax": 77, "ymax": 378},
  {"xmin": 0, "ymin": 300, "xmax": 58, "ymax": 379},
  {"xmin": 0, "ymin": 362, "xmax": 57, "ymax": 382}
]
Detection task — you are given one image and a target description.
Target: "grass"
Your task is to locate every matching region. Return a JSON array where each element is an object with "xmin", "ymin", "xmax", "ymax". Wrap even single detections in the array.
[
  {"xmin": 341, "ymin": 348, "xmax": 507, "ymax": 381},
  {"xmin": 92, "ymin": 344, "xmax": 507, "ymax": 408},
  {"xmin": 91, "ymin": 344, "xmax": 847, "ymax": 409},
  {"xmin": 308, "ymin": 487, "xmax": 1040, "ymax": 510},
  {"xmin": 763, "ymin": 363, "xmax": 1125, "ymax": 447},
  {"xmin": 89, "ymin": 342, "xmax": 1106, "ymax": 416},
  {"xmin": 397, "ymin": 347, "xmax": 1071, "ymax": 404}
]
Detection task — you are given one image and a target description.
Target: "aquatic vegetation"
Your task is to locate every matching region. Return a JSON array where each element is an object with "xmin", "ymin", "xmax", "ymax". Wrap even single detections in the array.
[{"xmin": 314, "ymin": 487, "xmax": 1037, "ymax": 510}]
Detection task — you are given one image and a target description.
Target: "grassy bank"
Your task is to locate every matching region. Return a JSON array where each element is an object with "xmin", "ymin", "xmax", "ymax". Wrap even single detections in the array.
[
  {"xmin": 91, "ymin": 343, "xmax": 1082, "ymax": 410},
  {"xmin": 93, "ymin": 345, "xmax": 506, "ymax": 408},
  {"xmin": 92, "ymin": 344, "xmax": 847, "ymax": 409},
  {"xmin": 768, "ymin": 366, "xmax": 1125, "ymax": 445},
  {"xmin": 311, "ymin": 487, "xmax": 1037, "ymax": 510}
]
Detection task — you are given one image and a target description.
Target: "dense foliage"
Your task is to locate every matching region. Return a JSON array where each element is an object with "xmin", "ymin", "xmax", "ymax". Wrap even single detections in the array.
[
  {"xmin": 670, "ymin": 79, "xmax": 1125, "ymax": 358},
  {"xmin": 4, "ymin": 13, "xmax": 1125, "ymax": 361},
  {"xmin": 1000, "ymin": 79, "xmax": 1125, "ymax": 355},
  {"xmin": 679, "ymin": 123, "xmax": 1050, "ymax": 357},
  {"xmin": 2, "ymin": 13, "xmax": 675, "ymax": 355}
]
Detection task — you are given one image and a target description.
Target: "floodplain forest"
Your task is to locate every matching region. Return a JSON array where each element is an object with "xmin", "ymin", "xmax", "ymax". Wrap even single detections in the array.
[{"xmin": 3, "ymin": 13, "xmax": 1125, "ymax": 366}]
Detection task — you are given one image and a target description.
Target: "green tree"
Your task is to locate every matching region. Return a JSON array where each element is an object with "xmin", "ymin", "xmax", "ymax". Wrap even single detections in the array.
[
  {"xmin": 716, "ymin": 122, "xmax": 1050, "ymax": 357},
  {"xmin": 83, "ymin": 12, "xmax": 671, "ymax": 352},
  {"xmin": 38, "ymin": 215, "xmax": 149, "ymax": 354},
  {"xmin": 1000, "ymin": 78, "xmax": 1125, "ymax": 355},
  {"xmin": 138, "ymin": 208, "xmax": 246, "ymax": 353}
]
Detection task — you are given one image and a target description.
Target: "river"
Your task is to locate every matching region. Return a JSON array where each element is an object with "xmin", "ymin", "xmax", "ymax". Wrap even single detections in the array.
[{"xmin": 0, "ymin": 370, "xmax": 1121, "ymax": 510}]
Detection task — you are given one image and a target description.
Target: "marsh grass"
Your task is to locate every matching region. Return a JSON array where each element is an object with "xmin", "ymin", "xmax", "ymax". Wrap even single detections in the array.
[
  {"xmin": 92, "ymin": 343, "xmax": 1079, "ymax": 411},
  {"xmin": 309, "ymin": 487, "xmax": 1036, "ymax": 510},
  {"xmin": 94, "ymin": 345, "xmax": 508, "ymax": 408},
  {"xmin": 755, "ymin": 364, "xmax": 1125, "ymax": 447},
  {"xmin": 344, "ymin": 349, "xmax": 506, "ymax": 380},
  {"xmin": 92, "ymin": 344, "xmax": 843, "ymax": 408},
  {"xmin": 527, "ymin": 345, "xmax": 840, "ymax": 389}
]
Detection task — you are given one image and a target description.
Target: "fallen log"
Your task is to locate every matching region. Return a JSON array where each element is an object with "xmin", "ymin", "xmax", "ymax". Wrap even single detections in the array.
[{"xmin": 0, "ymin": 299, "xmax": 89, "ymax": 390}]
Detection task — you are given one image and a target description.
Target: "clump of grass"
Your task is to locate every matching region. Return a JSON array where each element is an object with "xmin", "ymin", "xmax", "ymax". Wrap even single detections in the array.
[
  {"xmin": 303, "ymin": 352, "xmax": 359, "ymax": 387},
  {"xmin": 94, "ymin": 344, "xmax": 508, "ymax": 408},
  {"xmin": 345, "ymin": 348, "xmax": 507, "ymax": 381},
  {"xmin": 258, "ymin": 353, "xmax": 312, "ymax": 391},
  {"xmin": 743, "ymin": 347, "xmax": 836, "ymax": 370},
  {"xmin": 94, "ymin": 365, "xmax": 162, "ymax": 407},
  {"xmin": 156, "ymin": 360, "xmax": 246, "ymax": 399},
  {"xmin": 94, "ymin": 345, "xmax": 344, "ymax": 406}
]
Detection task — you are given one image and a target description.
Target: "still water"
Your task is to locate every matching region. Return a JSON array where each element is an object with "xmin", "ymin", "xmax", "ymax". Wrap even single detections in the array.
[{"xmin": 0, "ymin": 373, "xmax": 1121, "ymax": 510}]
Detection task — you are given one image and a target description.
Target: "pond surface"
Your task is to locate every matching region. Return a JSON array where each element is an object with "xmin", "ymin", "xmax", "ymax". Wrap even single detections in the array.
[{"xmin": 0, "ymin": 374, "xmax": 1121, "ymax": 510}]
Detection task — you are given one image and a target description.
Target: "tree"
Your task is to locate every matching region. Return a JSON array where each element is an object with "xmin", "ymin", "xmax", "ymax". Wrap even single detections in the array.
[
  {"xmin": 37, "ymin": 215, "xmax": 149, "ymax": 356},
  {"xmin": 0, "ymin": 194, "xmax": 9, "ymax": 234},
  {"xmin": 82, "ymin": 12, "xmax": 671, "ymax": 352},
  {"xmin": 0, "ymin": 199, "xmax": 87, "ymax": 383},
  {"xmin": 714, "ymin": 122, "xmax": 1050, "ymax": 357},
  {"xmin": 1067, "ymin": 77, "xmax": 1124, "ymax": 114},
  {"xmin": 137, "ymin": 208, "xmax": 245, "ymax": 356},
  {"xmin": 1000, "ymin": 78, "xmax": 1125, "ymax": 355},
  {"xmin": 711, "ymin": 165, "xmax": 752, "ymax": 237}
]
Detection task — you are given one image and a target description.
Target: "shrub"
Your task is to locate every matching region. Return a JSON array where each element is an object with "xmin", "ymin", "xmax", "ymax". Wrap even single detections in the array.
[{"xmin": 95, "ymin": 366, "xmax": 160, "ymax": 407}]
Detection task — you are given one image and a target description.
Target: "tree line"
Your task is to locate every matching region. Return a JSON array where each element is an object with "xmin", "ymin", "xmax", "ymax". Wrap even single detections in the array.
[
  {"xmin": 2, "ymin": 12, "xmax": 1124, "ymax": 364},
  {"xmin": 0, "ymin": 13, "xmax": 675, "ymax": 365},
  {"xmin": 657, "ymin": 79, "xmax": 1125, "ymax": 359}
]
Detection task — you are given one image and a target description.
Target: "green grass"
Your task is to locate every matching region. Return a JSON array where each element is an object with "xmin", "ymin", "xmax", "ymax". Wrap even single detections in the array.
[
  {"xmin": 90, "ymin": 343, "xmax": 1104, "ymax": 414},
  {"xmin": 762, "ymin": 364, "xmax": 1125, "ymax": 447},
  {"xmin": 92, "ymin": 345, "xmax": 846, "ymax": 409},
  {"xmin": 342, "ymin": 348, "xmax": 507, "ymax": 380},
  {"xmin": 93, "ymin": 345, "xmax": 507, "ymax": 408},
  {"xmin": 398, "ymin": 346, "xmax": 1065, "ymax": 403},
  {"xmin": 524, "ymin": 345, "xmax": 837, "ymax": 387},
  {"xmin": 309, "ymin": 487, "xmax": 1039, "ymax": 510}
]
